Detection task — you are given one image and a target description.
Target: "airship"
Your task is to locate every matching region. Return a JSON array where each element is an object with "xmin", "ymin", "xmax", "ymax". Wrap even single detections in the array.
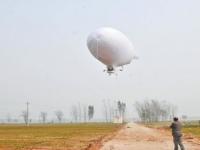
[{"xmin": 87, "ymin": 27, "xmax": 135, "ymax": 74}]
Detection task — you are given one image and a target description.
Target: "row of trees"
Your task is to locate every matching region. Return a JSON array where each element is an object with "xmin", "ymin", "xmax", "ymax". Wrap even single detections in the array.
[
  {"xmin": 70, "ymin": 104, "xmax": 94, "ymax": 123},
  {"xmin": 134, "ymin": 99, "xmax": 177, "ymax": 122},
  {"xmin": 20, "ymin": 105, "xmax": 94, "ymax": 124},
  {"xmin": 7, "ymin": 100, "xmax": 125, "ymax": 124},
  {"xmin": 22, "ymin": 100, "xmax": 126, "ymax": 124},
  {"xmin": 4, "ymin": 99, "xmax": 178, "ymax": 124},
  {"xmin": 102, "ymin": 100, "xmax": 126, "ymax": 123}
]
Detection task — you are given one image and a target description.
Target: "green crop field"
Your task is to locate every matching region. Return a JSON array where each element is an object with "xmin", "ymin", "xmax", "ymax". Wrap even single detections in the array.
[{"xmin": 0, "ymin": 123, "xmax": 121, "ymax": 150}]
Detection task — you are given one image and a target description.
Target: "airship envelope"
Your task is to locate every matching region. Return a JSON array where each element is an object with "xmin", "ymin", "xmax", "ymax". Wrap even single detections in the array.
[{"xmin": 87, "ymin": 27, "xmax": 134, "ymax": 74}]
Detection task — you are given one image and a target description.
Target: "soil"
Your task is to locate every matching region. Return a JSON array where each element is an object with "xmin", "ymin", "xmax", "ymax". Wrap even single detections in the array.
[{"xmin": 100, "ymin": 123, "xmax": 200, "ymax": 150}]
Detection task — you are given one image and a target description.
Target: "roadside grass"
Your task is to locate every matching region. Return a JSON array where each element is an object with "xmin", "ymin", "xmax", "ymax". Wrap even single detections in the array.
[
  {"xmin": 144, "ymin": 121, "xmax": 171, "ymax": 129},
  {"xmin": 144, "ymin": 121, "xmax": 200, "ymax": 139},
  {"xmin": 183, "ymin": 121, "xmax": 200, "ymax": 138},
  {"xmin": 0, "ymin": 123, "xmax": 121, "ymax": 150}
]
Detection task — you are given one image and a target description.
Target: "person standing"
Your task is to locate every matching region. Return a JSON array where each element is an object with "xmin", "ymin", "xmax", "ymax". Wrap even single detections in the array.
[{"xmin": 170, "ymin": 117, "xmax": 185, "ymax": 150}]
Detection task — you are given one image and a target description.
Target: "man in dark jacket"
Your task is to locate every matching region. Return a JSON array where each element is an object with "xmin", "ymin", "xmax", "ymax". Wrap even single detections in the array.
[{"xmin": 170, "ymin": 117, "xmax": 185, "ymax": 150}]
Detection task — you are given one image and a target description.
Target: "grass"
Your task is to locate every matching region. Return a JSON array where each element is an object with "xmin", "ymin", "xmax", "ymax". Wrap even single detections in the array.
[
  {"xmin": 183, "ymin": 121, "xmax": 200, "ymax": 138},
  {"xmin": 0, "ymin": 123, "xmax": 121, "ymax": 150},
  {"xmin": 144, "ymin": 121, "xmax": 200, "ymax": 139}
]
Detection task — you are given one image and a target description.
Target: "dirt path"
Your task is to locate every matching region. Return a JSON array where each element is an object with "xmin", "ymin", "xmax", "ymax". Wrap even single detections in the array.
[{"xmin": 100, "ymin": 123, "xmax": 200, "ymax": 150}]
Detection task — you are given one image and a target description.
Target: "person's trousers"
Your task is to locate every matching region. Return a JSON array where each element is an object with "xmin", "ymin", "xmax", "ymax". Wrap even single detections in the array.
[{"xmin": 173, "ymin": 136, "xmax": 185, "ymax": 150}]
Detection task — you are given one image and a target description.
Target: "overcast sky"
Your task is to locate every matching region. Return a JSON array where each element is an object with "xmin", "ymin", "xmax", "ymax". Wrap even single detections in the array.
[{"xmin": 0, "ymin": 0, "xmax": 200, "ymax": 121}]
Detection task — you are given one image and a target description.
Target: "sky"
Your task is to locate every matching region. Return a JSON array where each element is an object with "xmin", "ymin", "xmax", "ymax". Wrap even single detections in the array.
[{"xmin": 0, "ymin": 0, "xmax": 200, "ymax": 121}]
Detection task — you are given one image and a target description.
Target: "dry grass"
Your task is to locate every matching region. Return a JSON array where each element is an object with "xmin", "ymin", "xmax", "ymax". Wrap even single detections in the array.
[
  {"xmin": 183, "ymin": 123, "xmax": 200, "ymax": 139},
  {"xmin": 144, "ymin": 121, "xmax": 200, "ymax": 139},
  {"xmin": 0, "ymin": 123, "xmax": 121, "ymax": 150}
]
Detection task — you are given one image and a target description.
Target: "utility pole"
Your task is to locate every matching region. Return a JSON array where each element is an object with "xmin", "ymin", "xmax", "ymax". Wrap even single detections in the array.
[{"xmin": 26, "ymin": 101, "xmax": 29, "ymax": 126}]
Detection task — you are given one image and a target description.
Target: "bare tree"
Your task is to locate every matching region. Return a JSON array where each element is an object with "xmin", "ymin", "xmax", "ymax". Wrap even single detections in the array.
[
  {"xmin": 6, "ymin": 113, "xmax": 11, "ymax": 123},
  {"xmin": 55, "ymin": 110, "xmax": 64, "ymax": 123},
  {"xmin": 108, "ymin": 100, "xmax": 115, "ymax": 122},
  {"xmin": 40, "ymin": 112, "xmax": 47, "ymax": 123},
  {"xmin": 169, "ymin": 104, "xmax": 178, "ymax": 119},
  {"xmin": 135, "ymin": 101, "xmax": 146, "ymax": 122},
  {"xmin": 21, "ymin": 110, "xmax": 28, "ymax": 125},
  {"xmin": 26, "ymin": 102, "xmax": 30, "ymax": 126},
  {"xmin": 71, "ymin": 105, "xmax": 78, "ymax": 122},
  {"xmin": 160, "ymin": 101, "xmax": 171, "ymax": 121},
  {"xmin": 83, "ymin": 105, "xmax": 87, "ymax": 122},
  {"xmin": 78, "ymin": 102, "xmax": 82, "ymax": 122},
  {"xmin": 102, "ymin": 100, "xmax": 108, "ymax": 122},
  {"xmin": 134, "ymin": 99, "xmax": 177, "ymax": 123},
  {"xmin": 117, "ymin": 101, "xmax": 126, "ymax": 123},
  {"xmin": 88, "ymin": 105, "xmax": 94, "ymax": 120}
]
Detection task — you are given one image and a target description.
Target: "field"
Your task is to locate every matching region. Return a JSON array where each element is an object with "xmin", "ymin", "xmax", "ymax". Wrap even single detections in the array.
[
  {"xmin": 0, "ymin": 123, "xmax": 121, "ymax": 150},
  {"xmin": 183, "ymin": 122, "xmax": 200, "ymax": 139},
  {"xmin": 145, "ymin": 121, "xmax": 200, "ymax": 139}
]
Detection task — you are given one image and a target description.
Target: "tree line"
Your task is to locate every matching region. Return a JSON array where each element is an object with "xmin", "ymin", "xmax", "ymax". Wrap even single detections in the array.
[
  {"xmin": 20, "ymin": 104, "xmax": 95, "ymax": 125},
  {"xmin": 134, "ymin": 99, "xmax": 177, "ymax": 123},
  {"xmin": 2, "ymin": 99, "xmax": 178, "ymax": 124}
]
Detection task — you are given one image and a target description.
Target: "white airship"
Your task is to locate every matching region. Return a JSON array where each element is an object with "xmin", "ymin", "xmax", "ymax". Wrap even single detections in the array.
[{"xmin": 87, "ymin": 27, "xmax": 135, "ymax": 74}]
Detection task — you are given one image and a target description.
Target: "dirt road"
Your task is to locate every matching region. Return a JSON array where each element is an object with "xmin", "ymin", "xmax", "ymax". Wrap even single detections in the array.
[{"xmin": 100, "ymin": 123, "xmax": 200, "ymax": 150}]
